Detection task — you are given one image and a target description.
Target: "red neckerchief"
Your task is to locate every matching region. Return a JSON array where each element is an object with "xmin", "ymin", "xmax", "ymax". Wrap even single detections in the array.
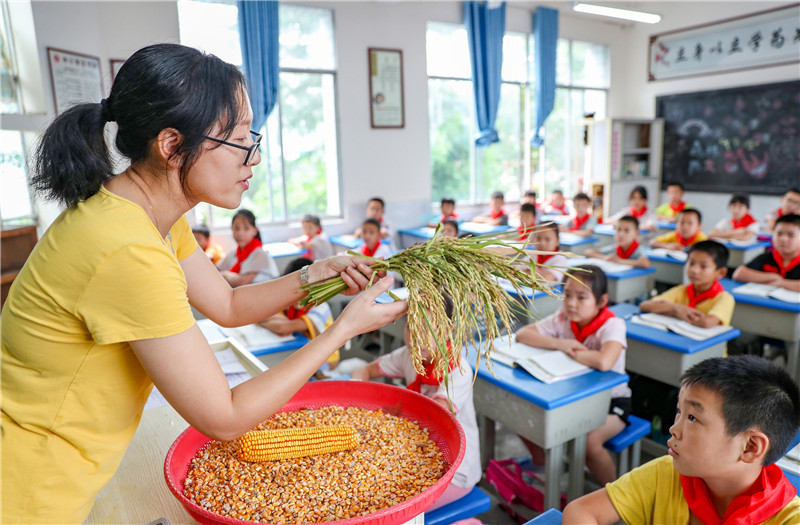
[
  {"xmin": 550, "ymin": 203, "xmax": 568, "ymax": 215},
  {"xmin": 764, "ymin": 250, "xmax": 800, "ymax": 277},
  {"xmin": 676, "ymin": 231, "xmax": 701, "ymax": 247},
  {"xmin": 686, "ymin": 281, "xmax": 724, "ymax": 309},
  {"xmin": 518, "ymin": 225, "xmax": 534, "ymax": 241},
  {"xmin": 537, "ymin": 253, "xmax": 556, "ymax": 265},
  {"xmin": 360, "ymin": 241, "xmax": 380, "ymax": 258},
  {"xmin": 680, "ymin": 464, "xmax": 796, "ymax": 525},
  {"xmin": 630, "ymin": 205, "xmax": 647, "ymax": 219},
  {"xmin": 570, "ymin": 214, "xmax": 591, "ymax": 231},
  {"xmin": 616, "ymin": 240, "xmax": 640, "ymax": 259},
  {"xmin": 286, "ymin": 304, "xmax": 313, "ymax": 320},
  {"xmin": 441, "ymin": 212, "xmax": 460, "ymax": 222},
  {"xmin": 731, "ymin": 214, "xmax": 757, "ymax": 229},
  {"xmin": 230, "ymin": 237, "xmax": 262, "ymax": 274},
  {"xmin": 570, "ymin": 306, "xmax": 615, "ymax": 343},
  {"xmin": 777, "ymin": 208, "xmax": 784, "ymax": 218},
  {"xmin": 490, "ymin": 207, "xmax": 506, "ymax": 220},
  {"xmin": 407, "ymin": 343, "xmax": 455, "ymax": 392},
  {"xmin": 670, "ymin": 201, "xmax": 687, "ymax": 214}
]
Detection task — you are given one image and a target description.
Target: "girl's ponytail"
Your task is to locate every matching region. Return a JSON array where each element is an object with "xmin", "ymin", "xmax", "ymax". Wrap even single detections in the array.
[{"xmin": 31, "ymin": 102, "xmax": 113, "ymax": 208}]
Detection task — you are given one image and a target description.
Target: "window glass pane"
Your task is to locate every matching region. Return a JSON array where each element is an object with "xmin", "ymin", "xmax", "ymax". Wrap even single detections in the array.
[
  {"xmin": 571, "ymin": 41, "xmax": 609, "ymax": 88},
  {"xmin": 1, "ymin": 4, "xmax": 20, "ymax": 113},
  {"xmin": 428, "ymin": 78, "xmax": 473, "ymax": 203},
  {"xmin": 555, "ymin": 38, "xmax": 570, "ymax": 86},
  {"xmin": 1, "ymin": 130, "xmax": 34, "ymax": 225},
  {"xmin": 542, "ymin": 88, "xmax": 570, "ymax": 195},
  {"xmin": 502, "ymin": 32, "xmax": 527, "ymax": 83},
  {"xmin": 584, "ymin": 89, "xmax": 607, "ymax": 120},
  {"xmin": 279, "ymin": 5, "xmax": 335, "ymax": 70},
  {"xmin": 426, "ymin": 22, "xmax": 471, "ymax": 79},
  {"xmin": 478, "ymin": 83, "xmax": 523, "ymax": 202},
  {"xmin": 178, "ymin": 0, "xmax": 242, "ymax": 67}
]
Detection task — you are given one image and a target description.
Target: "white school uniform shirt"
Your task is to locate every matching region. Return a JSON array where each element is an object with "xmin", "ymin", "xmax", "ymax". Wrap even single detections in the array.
[
  {"xmin": 377, "ymin": 346, "xmax": 482, "ymax": 490},
  {"xmin": 536, "ymin": 310, "xmax": 631, "ymax": 399},
  {"xmin": 217, "ymin": 247, "xmax": 279, "ymax": 282},
  {"xmin": 608, "ymin": 206, "xmax": 656, "ymax": 231},
  {"xmin": 537, "ymin": 253, "xmax": 570, "ymax": 282},
  {"xmin": 712, "ymin": 217, "xmax": 760, "ymax": 238},
  {"xmin": 307, "ymin": 233, "xmax": 334, "ymax": 261},
  {"xmin": 599, "ymin": 243, "xmax": 646, "ymax": 259}
]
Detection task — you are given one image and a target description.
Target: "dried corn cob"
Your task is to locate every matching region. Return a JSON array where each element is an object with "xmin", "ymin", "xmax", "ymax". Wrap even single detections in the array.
[{"xmin": 236, "ymin": 424, "xmax": 359, "ymax": 462}]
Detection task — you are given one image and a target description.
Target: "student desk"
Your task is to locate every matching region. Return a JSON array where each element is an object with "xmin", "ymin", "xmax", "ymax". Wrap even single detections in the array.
[
  {"xmin": 197, "ymin": 319, "xmax": 310, "ymax": 368},
  {"xmin": 558, "ymin": 232, "xmax": 598, "ymax": 256},
  {"xmin": 398, "ymin": 226, "xmax": 436, "ymax": 249},
  {"xmin": 721, "ymin": 279, "xmax": 800, "ymax": 382},
  {"xmin": 329, "ymin": 234, "xmax": 390, "ymax": 252},
  {"xmin": 540, "ymin": 214, "xmax": 571, "ymax": 225},
  {"xmin": 264, "ymin": 241, "xmax": 304, "ymax": 274},
  {"xmin": 712, "ymin": 238, "xmax": 771, "ymax": 267},
  {"xmin": 568, "ymin": 257, "xmax": 656, "ymax": 304},
  {"xmin": 460, "ymin": 222, "xmax": 511, "ymax": 236},
  {"xmin": 465, "ymin": 346, "xmax": 628, "ymax": 510},
  {"xmin": 645, "ymin": 249, "xmax": 686, "ymax": 285},
  {"xmin": 612, "ymin": 303, "xmax": 741, "ymax": 387},
  {"xmin": 525, "ymin": 509, "xmax": 563, "ymax": 524},
  {"xmin": 498, "ymin": 279, "xmax": 562, "ymax": 324}
]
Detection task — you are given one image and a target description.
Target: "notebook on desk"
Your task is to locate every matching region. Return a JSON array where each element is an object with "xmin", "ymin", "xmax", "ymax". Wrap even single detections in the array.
[
  {"xmin": 732, "ymin": 282, "xmax": 800, "ymax": 303},
  {"xmin": 569, "ymin": 257, "xmax": 632, "ymax": 274},
  {"xmin": 631, "ymin": 313, "xmax": 734, "ymax": 341},
  {"xmin": 648, "ymin": 248, "xmax": 688, "ymax": 262},
  {"xmin": 493, "ymin": 336, "xmax": 591, "ymax": 384}
]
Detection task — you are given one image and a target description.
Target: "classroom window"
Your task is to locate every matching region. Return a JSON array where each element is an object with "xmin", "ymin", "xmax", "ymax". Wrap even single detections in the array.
[{"xmin": 178, "ymin": 0, "xmax": 340, "ymax": 230}]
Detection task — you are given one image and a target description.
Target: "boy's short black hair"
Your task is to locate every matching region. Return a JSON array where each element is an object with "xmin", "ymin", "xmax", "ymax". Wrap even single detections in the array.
[
  {"xmin": 688, "ymin": 240, "xmax": 729, "ymax": 269},
  {"xmin": 617, "ymin": 214, "xmax": 639, "ymax": 230},
  {"xmin": 787, "ymin": 188, "xmax": 800, "ymax": 196},
  {"xmin": 667, "ymin": 182, "xmax": 685, "ymax": 191},
  {"xmin": 369, "ymin": 197, "xmax": 385, "ymax": 208},
  {"xmin": 192, "ymin": 223, "xmax": 210, "ymax": 237},
  {"xmin": 441, "ymin": 196, "xmax": 455, "ymax": 205},
  {"xmin": 775, "ymin": 213, "xmax": 800, "ymax": 229},
  {"xmin": 630, "ymin": 185, "xmax": 648, "ymax": 200},
  {"xmin": 284, "ymin": 257, "xmax": 314, "ymax": 276},
  {"xmin": 362, "ymin": 218, "xmax": 381, "ymax": 231},
  {"xmin": 678, "ymin": 208, "xmax": 702, "ymax": 224},
  {"xmin": 491, "ymin": 191, "xmax": 505, "ymax": 200},
  {"xmin": 729, "ymin": 193, "xmax": 750, "ymax": 207},
  {"xmin": 552, "ymin": 189, "xmax": 564, "ymax": 196},
  {"xmin": 442, "ymin": 218, "xmax": 459, "ymax": 233},
  {"xmin": 302, "ymin": 214, "xmax": 321, "ymax": 227},
  {"xmin": 681, "ymin": 355, "xmax": 800, "ymax": 465},
  {"xmin": 520, "ymin": 203, "xmax": 537, "ymax": 215},
  {"xmin": 570, "ymin": 264, "xmax": 608, "ymax": 303},
  {"xmin": 573, "ymin": 192, "xmax": 591, "ymax": 203},
  {"xmin": 524, "ymin": 189, "xmax": 537, "ymax": 199}
]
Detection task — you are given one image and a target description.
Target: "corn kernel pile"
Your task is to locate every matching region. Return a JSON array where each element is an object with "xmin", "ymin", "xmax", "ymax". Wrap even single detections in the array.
[{"xmin": 183, "ymin": 406, "xmax": 447, "ymax": 523}]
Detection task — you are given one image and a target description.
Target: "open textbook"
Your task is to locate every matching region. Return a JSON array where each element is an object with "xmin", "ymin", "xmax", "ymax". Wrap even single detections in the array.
[
  {"xmin": 731, "ymin": 282, "xmax": 800, "ymax": 304},
  {"xmin": 631, "ymin": 312, "xmax": 734, "ymax": 341},
  {"xmin": 492, "ymin": 336, "xmax": 591, "ymax": 384},
  {"xmin": 647, "ymin": 248, "xmax": 688, "ymax": 262},
  {"xmin": 568, "ymin": 257, "xmax": 633, "ymax": 274}
]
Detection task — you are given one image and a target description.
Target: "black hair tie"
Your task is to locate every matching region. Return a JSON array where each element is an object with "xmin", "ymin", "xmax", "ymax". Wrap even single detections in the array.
[{"xmin": 100, "ymin": 98, "xmax": 115, "ymax": 123}]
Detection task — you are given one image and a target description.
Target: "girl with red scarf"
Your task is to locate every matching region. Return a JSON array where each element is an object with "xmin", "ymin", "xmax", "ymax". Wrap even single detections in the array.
[
  {"xmin": 217, "ymin": 209, "xmax": 278, "ymax": 287},
  {"xmin": 516, "ymin": 265, "xmax": 630, "ymax": 485},
  {"xmin": 607, "ymin": 185, "xmax": 655, "ymax": 232},
  {"xmin": 564, "ymin": 356, "xmax": 800, "ymax": 525},
  {"xmin": 710, "ymin": 193, "xmax": 761, "ymax": 242}
]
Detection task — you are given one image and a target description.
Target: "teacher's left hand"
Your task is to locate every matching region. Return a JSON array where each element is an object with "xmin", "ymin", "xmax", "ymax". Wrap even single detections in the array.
[{"xmin": 308, "ymin": 255, "xmax": 387, "ymax": 296}]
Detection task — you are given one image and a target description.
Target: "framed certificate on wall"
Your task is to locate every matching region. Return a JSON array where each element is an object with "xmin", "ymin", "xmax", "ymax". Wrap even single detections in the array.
[
  {"xmin": 368, "ymin": 48, "xmax": 404, "ymax": 129},
  {"xmin": 47, "ymin": 47, "xmax": 103, "ymax": 114}
]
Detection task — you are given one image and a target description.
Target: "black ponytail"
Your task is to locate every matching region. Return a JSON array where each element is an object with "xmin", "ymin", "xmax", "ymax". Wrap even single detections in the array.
[
  {"xmin": 31, "ymin": 102, "xmax": 113, "ymax": 207},
  {"xmin": 31, "ymin": 43, "xmax": 246, "ymax": 209}
]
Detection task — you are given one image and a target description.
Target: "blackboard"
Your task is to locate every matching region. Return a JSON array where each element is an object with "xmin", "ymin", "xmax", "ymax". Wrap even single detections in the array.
[{"xmin": 656, "ymin": 80, "xmax": 799, "ymax": 195}]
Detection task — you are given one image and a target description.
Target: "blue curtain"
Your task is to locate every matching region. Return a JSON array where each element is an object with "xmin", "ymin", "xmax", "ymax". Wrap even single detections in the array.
[
  {"xmin": 531, "ymin": 7, "xmax": 558, "ymax": 147},
  {"xmin": 464, "ymin": 1, "xmax": 506, "ymax": 147},
  {"xmin": 238, "ymin": 0, "xmax": 280, "ymax": 132}
]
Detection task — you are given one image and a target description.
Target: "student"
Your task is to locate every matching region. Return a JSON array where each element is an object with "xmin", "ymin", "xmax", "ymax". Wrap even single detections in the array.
[
  {"xmin": 355, "ymin": 197, "xmax": 392, "ymax": 239},
  {"xmin": 516, "ymin": 265, "xmax": 631, "ymax": 485},
  {"xmin": 586, "ymin": 215, "xmax": 650, "ymax": 269},
  {"xmin": 441, "ymin": 219, "xmax": 459, "ymax": 238},
  {"xmin": 216, "ymin": 209, "xmax": 279, "ymax": 286},
  {"xmin": 0, "ymin": 43, "xmax": 407, "ymax": 522},
  {"xmin": 650, "ymin": 209, "xmax": 708, "ymax": 251},
  {"xmin": 733, "ymin": 214, "xmax": 800, "ymax": 292},
  {"xmin": 428, "ymin": 196, "xmax": 459, "ymax": 227},
  {"xmin": 288, "ymin": 214, "xmax": 334, "ymax": 261},
  {"xmin": 472, "ymin": 190, "xmax": 509, "ymax": 225},
  {"xmin": 709, "ymin": 193, "xmax": 760, "ymax": 241},
  {"xmin": 359, "ymin": 218, "xmax": 392, "ymax": 260},
  {"xmin": 350, "ymin": 295, "xmax": 482, "ymax": 511},
  {"xmin": 607, "ymin": 185, "xmax": 655, "ymax": 232},
  {"xmin": 510, "ymin": 189, "xmax": 541, "ymax": 225},
  {"xmin": 766, "ymin": 188, "xmax": 800, "ymax": 232},
  {"xmin": 543, "ymin": 189, "xmax": 571, "ymax": 216},
  {"xmin": 641, "ymin": 240, "xmax": 734, "ymax": 328},
  {"xmin": 532, "ymin": 222, "xmax": 569, "ymax": 283},
  {"xmin": 656, "ymin": 182, "xmax": 690, "ymax": 223},
  {"xmin": 192, "ymin": 223, "xmax": 225, "ymax": 265},
  {"xmin": 517, "ymin": 203, "xmax": 537, "ymax": 243},
  {"xmin": 563, "ymin": 355, "xmax": 800, "ymax": 525},
  {"xmin": 258, "ymin": 257, "xmax": 339, "ymax": 374},
  {"xmin": 562, "ymin": 192, "xmax": 597, "ymax": 237}
]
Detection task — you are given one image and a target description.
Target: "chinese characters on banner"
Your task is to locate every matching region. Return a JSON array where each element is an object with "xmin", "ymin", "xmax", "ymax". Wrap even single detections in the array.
[{"xmin": 649, "ymin": 4, "xmax": 799, "ymax": 81}]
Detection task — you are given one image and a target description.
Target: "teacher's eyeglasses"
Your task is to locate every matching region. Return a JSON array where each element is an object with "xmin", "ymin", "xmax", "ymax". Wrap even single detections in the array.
[{"xmin": 204, "ymin": 130, "xmax": 262, "ymax": 166}]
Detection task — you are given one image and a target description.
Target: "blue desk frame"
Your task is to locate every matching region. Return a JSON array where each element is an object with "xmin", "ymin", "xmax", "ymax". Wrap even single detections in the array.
[{"xmin": 714, "ymin": 239, "xmax": 771, "ymax": 267}]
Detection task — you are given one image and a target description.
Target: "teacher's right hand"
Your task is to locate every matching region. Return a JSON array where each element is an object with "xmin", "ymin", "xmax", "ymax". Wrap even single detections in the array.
[{"xmin": 334, "ymin": 276, "xmax": 407, "ymax": 336}]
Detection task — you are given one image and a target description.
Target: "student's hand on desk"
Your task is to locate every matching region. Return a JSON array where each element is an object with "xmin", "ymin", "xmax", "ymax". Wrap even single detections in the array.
[
  {"xmin": 309, "ymin": 256, "xmax": 387, "ymax": 296},
  {"xmin": 335, "ymin": 276, "xmax": 407, "ymax": 336},
  {"xmin": 559, "ymin": 339, "xmax": 589, "ymax": 357}
]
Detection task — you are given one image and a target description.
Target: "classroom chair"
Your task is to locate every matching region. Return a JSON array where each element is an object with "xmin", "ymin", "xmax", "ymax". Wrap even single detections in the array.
[
  {"xmin": 603, "ymin": 414, "xmax": 651, "ymax": 476},
  {"xmin": 424, "ymin": 486, "xmax": 492, "ymax": 525}
]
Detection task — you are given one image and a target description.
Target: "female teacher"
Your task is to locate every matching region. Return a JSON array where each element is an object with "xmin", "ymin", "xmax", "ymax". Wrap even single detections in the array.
[{"xmin": 0, "ymin": 43, "xmax": 407, "ymax": 523}]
